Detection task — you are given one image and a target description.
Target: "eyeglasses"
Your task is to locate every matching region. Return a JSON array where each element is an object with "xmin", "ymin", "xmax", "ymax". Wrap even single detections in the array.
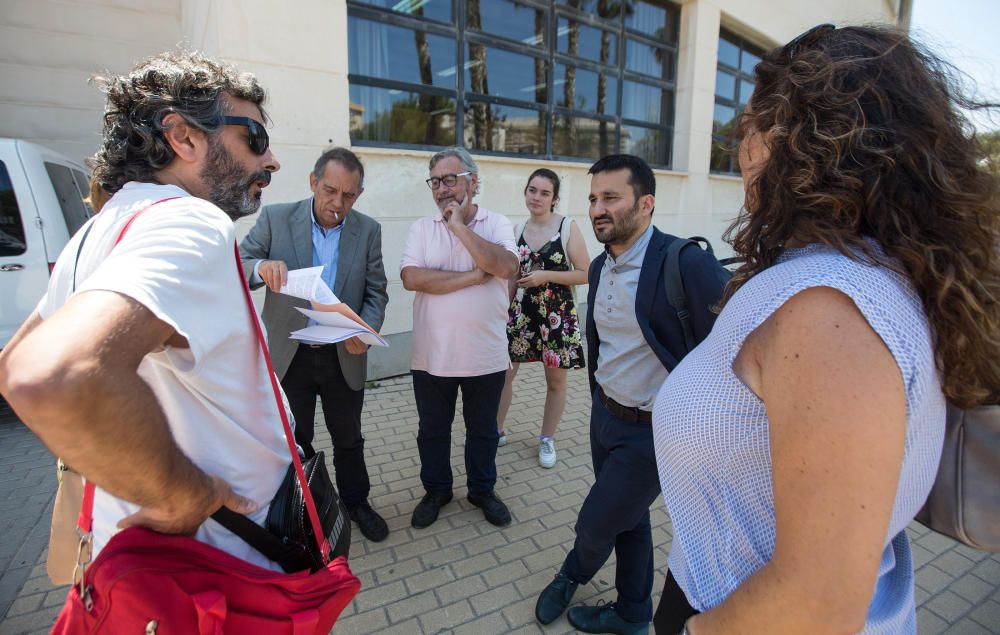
[
  {"xmin": 781, "ymin": 23, "xmax": 836, "ymax": 61},
  {"xmin": 220, "ymin": 116, "xmax": 270, "ymax": 155},
  {"xmin": 425, "ymin": 172, "xmax": 472, "ymax": 189}
]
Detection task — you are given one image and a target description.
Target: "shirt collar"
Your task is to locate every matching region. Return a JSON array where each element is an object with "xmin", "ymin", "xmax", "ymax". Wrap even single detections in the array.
[
  {"xmin": 606, "ymin": 223, "xmax": 654, "ymax": 266},
  {"xmin": 311, "ymin": 196, "xmax": 347, "ymax": 236},
  {"xmin": 434, "ymin": 204, "xmax": 483, "ymax": 224}
]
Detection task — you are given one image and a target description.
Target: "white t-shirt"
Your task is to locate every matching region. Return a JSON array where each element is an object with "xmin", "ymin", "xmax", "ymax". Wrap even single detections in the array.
[{"xmin": 37, "ymin": 182, "xmax": 291, "ymax": 571}]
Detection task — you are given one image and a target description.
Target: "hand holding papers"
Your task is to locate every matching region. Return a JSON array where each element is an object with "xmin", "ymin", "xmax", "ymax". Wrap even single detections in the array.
[{"xmin": 279, "ymin": 266, "xmax": 388, "ymax": 347}]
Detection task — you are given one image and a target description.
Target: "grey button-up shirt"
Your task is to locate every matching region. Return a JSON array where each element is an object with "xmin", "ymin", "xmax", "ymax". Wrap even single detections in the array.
[{"xmin": 593, "ymin": 224, "xmax": 667, "ymax": 409}]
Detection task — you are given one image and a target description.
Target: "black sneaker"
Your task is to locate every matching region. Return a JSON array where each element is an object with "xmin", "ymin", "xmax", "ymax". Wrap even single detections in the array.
[
  {"xmin": 467, "ymin": 491, "xmax": 512, "ymax": 527},
  {"xmin": 535, "ymin": 571, "xmax": 579, "ymax": 625},
  {"xmin": 347, "ymin": 501, "xmax": 389, "ymax": 542},
  {"xmin": 410, "ymin": 491, "xmax": 453, "ymax": 529}
]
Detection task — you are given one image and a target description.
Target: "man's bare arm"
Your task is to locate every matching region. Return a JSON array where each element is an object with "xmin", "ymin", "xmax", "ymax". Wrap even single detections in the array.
[
  {"xmin": 449, "ymin": 221, "xmax": 520, "ymax": 279},
  {"xmin": 0, "ymin": 292, "xmax": 253, "ymax": 534},
  {"xmin": 400, "ymin": 266, "xmax": 490, "ymax": 295}
]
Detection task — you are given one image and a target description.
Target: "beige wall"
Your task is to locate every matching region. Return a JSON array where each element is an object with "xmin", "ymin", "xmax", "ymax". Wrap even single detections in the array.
[
  {"xmin": 0, "ymin": 0, "xmax": 182, "ymax": 161},
  {"xmin": 0, "ymin": 0, "xmax": 900, "ymax": 369}
]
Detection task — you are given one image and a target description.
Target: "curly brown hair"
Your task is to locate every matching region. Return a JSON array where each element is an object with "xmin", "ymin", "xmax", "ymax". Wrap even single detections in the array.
[
  {"xmin": 89, "ymin": 50, "xmax": 268, "ymax": 194},
  {"xmin": 724, "ymin": 25, "xmax": 1000, "ymax": 408}
]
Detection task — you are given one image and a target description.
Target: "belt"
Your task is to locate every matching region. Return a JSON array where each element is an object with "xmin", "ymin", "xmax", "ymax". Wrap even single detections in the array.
[
  {"xmin": 303, "ymin": 343, "xmax": 336, "ymax": 350},
  {"xmin": 596, "ymin": 386, "xmax": 652, "ymax": 423}
]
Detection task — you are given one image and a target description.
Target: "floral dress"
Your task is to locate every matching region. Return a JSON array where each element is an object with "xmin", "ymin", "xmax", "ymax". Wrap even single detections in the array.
[{"xmin": 507, "ymin": 223, "xmax": 585, "ymax": 369}]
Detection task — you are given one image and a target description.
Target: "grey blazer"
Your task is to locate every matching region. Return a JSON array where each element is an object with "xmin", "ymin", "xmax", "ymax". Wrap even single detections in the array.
[{"xmin": 239, "ymin": 198, "xmax": 389, "ymax": 390}]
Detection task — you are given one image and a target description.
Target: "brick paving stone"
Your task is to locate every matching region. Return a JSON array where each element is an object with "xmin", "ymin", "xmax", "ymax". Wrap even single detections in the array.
[
  {"xmin": 920, "ymin": 607, "xmax": 951, "ymax": 635},
  {"xmin": 944, "ymin": 620, "xmax": 993, "ymax": 634},
  {"xmin": 417, "ymin": 599, "xmax": 475, "ymax": 632},
  {"xmin": 4, "ymin": 368, "xmax": 1000, "ymax": 634},
  {"xmin": 926, "ymin": 590, "xmax": 974, "ymax": 622},
  {"xmin": 470, "ymin": 581, "xmax": 521, "ymax": 616}
]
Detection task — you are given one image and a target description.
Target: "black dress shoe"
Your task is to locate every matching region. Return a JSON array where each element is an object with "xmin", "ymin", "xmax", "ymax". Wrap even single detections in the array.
[
  {"xmin": 535, "ymin": 571, "xmax": 579, "ymax": 625},
  {"xmin": 566, "ymin": 603, "xmax": 649, "ymax": 634},
  {"xmin": 411, "ymin": 491, "xmax": 453, "ymax": 529},
  {"xmin": 467, "ymin": 491, "xmax": 512, "ymax": 527},
  {"xmin": 347, "ymin": 501, "xmax": 389, "ymax": 542}
]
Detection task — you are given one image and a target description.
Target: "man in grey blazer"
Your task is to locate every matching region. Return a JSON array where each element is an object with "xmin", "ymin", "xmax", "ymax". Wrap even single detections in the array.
[{"xmin": 239, "ymin": 147, "xmax": 390, "ymax": 542}]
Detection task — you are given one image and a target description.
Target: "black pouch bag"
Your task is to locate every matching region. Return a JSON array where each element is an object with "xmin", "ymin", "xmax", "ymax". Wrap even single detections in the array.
[{"xmin": 213, "ymin": 451, "xmax": 351, "ymax": 573}]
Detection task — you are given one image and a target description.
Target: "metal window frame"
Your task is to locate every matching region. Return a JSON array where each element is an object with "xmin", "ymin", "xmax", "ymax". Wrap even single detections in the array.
[
  {"xmin": 711, "ymin": 28, "xmax": 765, "ymax": 175},
  {"xmin": 347, "ymin": 0, "xmax": 680, "ymax": 167}
]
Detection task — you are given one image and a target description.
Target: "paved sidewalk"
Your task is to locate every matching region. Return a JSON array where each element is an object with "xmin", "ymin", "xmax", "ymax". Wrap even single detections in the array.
[{"xmin": 1, "ymin": 366, "xmax": 998, "ymax": 634}]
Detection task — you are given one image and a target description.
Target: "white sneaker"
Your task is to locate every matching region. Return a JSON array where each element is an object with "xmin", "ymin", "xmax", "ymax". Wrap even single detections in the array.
[
  {"xmin": 538, "ymin": 438, "xmax": 556, "ymax": 468},
  {"xmin": 498, "ymin": 430, "xmax": 508, "ymax": 447}
]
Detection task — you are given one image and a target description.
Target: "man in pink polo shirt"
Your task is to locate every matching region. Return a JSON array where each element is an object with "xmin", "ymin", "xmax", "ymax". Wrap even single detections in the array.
[{"xmin": 400, "ymin": 147, "xmax": 520, "ymax": 530}]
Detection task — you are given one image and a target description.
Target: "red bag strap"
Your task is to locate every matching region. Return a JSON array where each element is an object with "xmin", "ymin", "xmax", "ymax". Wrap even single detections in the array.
[
  {"xmin": 230, "ymin": 242, "xmax": 330, "ymax": 559},
  {"xmin": 76, "ymin": 198, "xmax": 329, "ymax": 562}
]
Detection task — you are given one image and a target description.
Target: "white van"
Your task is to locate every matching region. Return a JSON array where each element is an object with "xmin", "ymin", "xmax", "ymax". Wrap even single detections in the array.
[{"xmin": 0, "ymin": 139, "xmax": 93, "ymax": 348}]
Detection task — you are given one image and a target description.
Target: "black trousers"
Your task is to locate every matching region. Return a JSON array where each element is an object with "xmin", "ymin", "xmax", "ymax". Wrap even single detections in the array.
[
  {"xmin": 412, "ymin": 370, "xmax": 505, "ymax": 497},
  {"xmin": 653, "ymin": 570, "xmax": 698, "ymax": 634},
  {"xmin": 281, "ymin": 345, "xmax": 370, "ymax": 507},
  {"xmin": 561, "ymin": 387, "xmax": 663, "ymax": 623}
]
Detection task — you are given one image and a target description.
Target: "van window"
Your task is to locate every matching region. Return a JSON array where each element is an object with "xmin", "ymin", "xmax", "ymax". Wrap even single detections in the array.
[
  {"xmin": 45, "ymin": 163, "xmax": 91, "ymax": 236},
  {"xmin": 0, "ymin": 160, "xmax": 27, "ymax": 256}
]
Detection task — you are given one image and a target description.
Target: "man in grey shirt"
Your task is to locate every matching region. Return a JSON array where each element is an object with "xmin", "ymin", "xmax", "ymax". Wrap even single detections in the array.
[{"xmin": 534, "ymin": 155, "xmax": 728, "ymax": 634}]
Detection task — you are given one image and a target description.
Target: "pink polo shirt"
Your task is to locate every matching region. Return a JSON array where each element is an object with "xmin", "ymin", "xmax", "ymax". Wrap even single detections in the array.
[{"xmin": 400, "ymin": 206, "xmax": 517, "ymax": 377}]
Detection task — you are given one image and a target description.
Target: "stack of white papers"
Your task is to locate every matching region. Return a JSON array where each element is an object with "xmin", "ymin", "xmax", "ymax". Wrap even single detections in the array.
[{"xmin": 279, "ymin": 266, "xmax": 389, "ymax": 347}]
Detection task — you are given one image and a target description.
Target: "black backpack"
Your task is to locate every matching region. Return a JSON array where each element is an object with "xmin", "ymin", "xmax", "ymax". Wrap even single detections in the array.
[{"xmin": 662, "ymin": 236, "xmax": 738, "ymax": 353}]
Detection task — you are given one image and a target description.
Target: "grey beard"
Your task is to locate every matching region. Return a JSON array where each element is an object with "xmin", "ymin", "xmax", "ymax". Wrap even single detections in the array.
[{"xmin": 200, "ymin": 138, "xmax": 270, "ymax": 221}]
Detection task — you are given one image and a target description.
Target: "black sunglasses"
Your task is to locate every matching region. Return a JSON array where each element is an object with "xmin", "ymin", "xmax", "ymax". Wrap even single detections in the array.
[
  {"xmin": 220, "ymin": 116, "xmax": 270, "ymax": 155},
  {"xmin": 781, "ymin": 23, "xmax": 836, "ymax": 60}
]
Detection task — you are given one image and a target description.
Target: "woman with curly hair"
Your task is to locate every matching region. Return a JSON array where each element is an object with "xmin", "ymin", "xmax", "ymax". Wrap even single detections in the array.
[
  {"xmin": 652, "ymin": 25, "xmax": 1000, "ymax": 634},
  {"xmin": 497, "ymin": 168, "xmax": 589, "ymax": 468}
]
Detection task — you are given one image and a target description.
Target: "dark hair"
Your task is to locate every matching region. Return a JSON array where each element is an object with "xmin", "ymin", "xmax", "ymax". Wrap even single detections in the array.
[
  {"xmin": 725, "ymin": 25, "xmax": 1000, "ymax": 407},
  {"xmin": 588, "ymin": 154, "xmax": 656, "ymax": 201},
  {"xmin": 89, "ymin": 50, "xmax": 268, "ymax": 194},
  {"xmin": 314, "ymin": 147, "xmax": 365, "ymax": 187},
  {"xmin": 524, "ymin": 168, "xmax": 561, "ymax": 211}
]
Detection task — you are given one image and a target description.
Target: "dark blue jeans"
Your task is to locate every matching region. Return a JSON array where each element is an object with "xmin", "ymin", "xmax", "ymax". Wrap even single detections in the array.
[
  {"xmin": 562, "ymin": 387, "xmax": 663, "ymax": 623},
  {"xmin": 412, "ymin": 370, "xmax": 505, "ymax": 497}
]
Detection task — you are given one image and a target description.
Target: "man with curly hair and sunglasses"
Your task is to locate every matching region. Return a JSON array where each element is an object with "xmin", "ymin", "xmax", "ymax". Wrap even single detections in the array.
[{"xmin": 0, "ymin": 51, "xmax": 295, "ymax": 571}]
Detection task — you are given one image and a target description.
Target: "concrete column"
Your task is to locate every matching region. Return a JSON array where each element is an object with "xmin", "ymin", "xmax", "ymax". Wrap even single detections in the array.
[{"xmin": 179, "ymin": 0, "xmax": 352, "ymax": 206}]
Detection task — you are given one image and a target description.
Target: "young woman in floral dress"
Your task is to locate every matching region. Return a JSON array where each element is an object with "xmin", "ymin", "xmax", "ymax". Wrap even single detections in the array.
[{"xmin": 497, "ymin": 168, "xmax": 589, "ymax": 468}]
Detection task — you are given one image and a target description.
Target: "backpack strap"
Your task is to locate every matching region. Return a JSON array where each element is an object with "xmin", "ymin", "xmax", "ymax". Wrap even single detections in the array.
[{"xmin": 663, "ymin": 238, "xmax": 698, "ymax": 354}]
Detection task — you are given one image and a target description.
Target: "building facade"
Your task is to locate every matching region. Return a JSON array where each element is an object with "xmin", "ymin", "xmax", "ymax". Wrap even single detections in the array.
[{"xmin": 0, "ymin": 0, "xmax": 908, "ymax": 377}]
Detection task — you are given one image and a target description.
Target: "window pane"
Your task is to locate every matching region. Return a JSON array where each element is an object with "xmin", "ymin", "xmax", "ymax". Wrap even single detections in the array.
[
  {"xmin": 622, "ymin": 80, "xmax": 671, "ymax": 125},
  {"xmin": 710, "ymin": 138, "xmax": 736, "ymax": 173},
  {"xmin": 349, "ymin": 85, "xmax": 456, "ymax": 146},
  {"xmin": 556, "ymin": 0, "xmax": 622, "ymax": 19},
  {"xmin": 715, "ymin": 69, "xmax": 736, "ymax": 100},
  {"xmin": 557, "ymin": 17, "xmax": 617, "ymax": 65},
  {"xmin": 621, "ymin": 124, "xmax": 670, "ymax": 166},
  {"xmin": 625, "ymin": 38, "xmax": 674, "ymax": 81},
  {"xmin": 0, "ymin": 160, "xmax": 26, "ymax": 256},
  {"xmin": 349, "ymin": 17, "xmax": 457, "ymax": 88},
  {"xmin": 463, "ymin": 102, "xmax": 545, "ymax": 154},
  {"xmin": 553, "ymin": 115, "xmax": 616, "ymax": 159},
  {"xmin": 45, "ymin": 163, "xmax": 90, "ymax": 236},
  {"xmin": 554, "ymin": 64, "xmax": 617, "ymax": 114},
  {"xmin": 351, "ymin": 0, "xmax": 453, "ymax": 23},
  {"xmin": 625, "ymin": 1, "xmax": 676, "ymax": 42},
  {"xmin": 718, "ymin": 36, "xmax": 739, "ymax": 69},
  {"xmin": 465, "ymin": 45, "xmax": 547, "ymax": 103},
  {"xmin": 468, "ymin": 0, "xmax": 546, "ymax": 47},
  {"xmin": 713, "ymin": 103, "xmax": 736, "ymax": 136},
  {"xmin": 741, "ymin": 50, "xmax": 762, "ymax": 75},
  {"xmin": 738, "ymin": 79, "xmax": 755, "ymax": 106}
]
